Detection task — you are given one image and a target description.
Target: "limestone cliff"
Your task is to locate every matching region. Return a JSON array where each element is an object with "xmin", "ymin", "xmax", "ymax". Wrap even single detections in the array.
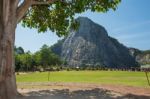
[{"xmin": 52, "ymin": 17, "xmax": 139, "ymax": 68}]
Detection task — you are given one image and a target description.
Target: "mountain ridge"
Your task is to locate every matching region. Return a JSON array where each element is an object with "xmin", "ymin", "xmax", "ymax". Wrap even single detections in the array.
[
  {"xmin": 51, "ymin": 17, "xmax": 139, "ymax": 68},
  {"xmin": 129, "ymin": 48, "xmax": 150, "ymax": 65}
]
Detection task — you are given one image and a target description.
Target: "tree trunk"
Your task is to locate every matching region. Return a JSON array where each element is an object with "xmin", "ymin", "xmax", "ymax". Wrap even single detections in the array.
[{"xmin": 0, "ymin": 0, "xmax": 17, "ymax": 99}]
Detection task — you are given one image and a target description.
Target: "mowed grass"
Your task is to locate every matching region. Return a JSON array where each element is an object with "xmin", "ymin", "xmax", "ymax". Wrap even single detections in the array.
[{"xmin": 16, "ymin": 71, "xmax": 150, "ymax": 87}]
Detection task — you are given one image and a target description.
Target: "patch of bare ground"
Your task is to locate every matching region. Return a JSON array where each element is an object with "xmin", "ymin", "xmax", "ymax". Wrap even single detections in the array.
[{"xmin": 17, "ymin": 82, "xmax": 150, "ymax": 99}]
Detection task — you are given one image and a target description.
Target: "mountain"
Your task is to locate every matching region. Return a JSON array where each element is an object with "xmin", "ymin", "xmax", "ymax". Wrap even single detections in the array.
[
  {"xmin": 52, "ymin": 17, "xmax": 139, "ymax": 68},
  {"xmin": 129, "ymin": 48, "xmax": 150, "ymax": 65},
  {"xmin": 51, "ymin": 39, "xmax": 65, "ymax": 56}
]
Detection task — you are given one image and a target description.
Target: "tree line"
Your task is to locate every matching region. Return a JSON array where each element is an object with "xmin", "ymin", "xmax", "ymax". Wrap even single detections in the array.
[{"xmin": 15, "ymin": 44, "xmax": 63, "ymax": 72}]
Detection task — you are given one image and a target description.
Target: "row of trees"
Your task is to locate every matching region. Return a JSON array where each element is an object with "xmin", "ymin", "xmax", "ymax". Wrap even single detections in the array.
[{"xmin": 15, "ymin": 44, "xmax": 62, "ymax": 72}]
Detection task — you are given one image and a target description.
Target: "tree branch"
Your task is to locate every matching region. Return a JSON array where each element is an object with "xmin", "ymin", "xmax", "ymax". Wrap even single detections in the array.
[
  {"xmin": 32, "ymin": 0, "xmax": 56, "ymax": 5},
  {"xmin": 14, "ymin": 0, "xmax": 20, "ymax": 7},
  {"xmin": 16, "ymin": 0, "xmax": 65, "ymax": 23},
  {"xmin": 16, "ymin": 0, "xmax": 32, "ymax": 23}
]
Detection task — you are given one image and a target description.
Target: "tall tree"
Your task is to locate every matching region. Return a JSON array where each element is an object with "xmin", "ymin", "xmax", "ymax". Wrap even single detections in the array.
[
  {"xmin": 15, "ymin": 46, "xmax": 25, "ymax": 54},
  {"xmin": 0, "ymin": 0, "xmax": 121, "ymax": 98},
  {"xmin": 40, "ymin": 44, "xmax": 52, "ymax": 68},
  {"xmin": 39, "ymin": 44, "xmax": 62, "ymax": 67}
]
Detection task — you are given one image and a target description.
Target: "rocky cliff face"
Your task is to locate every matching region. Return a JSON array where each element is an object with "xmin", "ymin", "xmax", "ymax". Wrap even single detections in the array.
[
  {"xmin": 129, "ymin": 48, "xmax": 150, "ymax": 65},
  {"xmin": 52, "ymin": 17, "xmax": 139, "ymax": 68},
  {"xmin": 61, "ymin": 17, "xmax": 139, "ymax": 68}
]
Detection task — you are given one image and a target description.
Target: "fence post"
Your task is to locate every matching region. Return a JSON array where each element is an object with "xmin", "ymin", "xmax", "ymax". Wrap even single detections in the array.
[
  {"xmin": 48, "ymin": 71, "xmax": 50, "ymax": 81},
  {"xmin": 145, "ymin": 71, "xmax": 150, "ymax": 86}
]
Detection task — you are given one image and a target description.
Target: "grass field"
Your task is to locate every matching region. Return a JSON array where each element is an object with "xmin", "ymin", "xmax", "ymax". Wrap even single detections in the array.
[{"xmin": 16, "ymin": 71, "xmax": 150, "ymax": 87}]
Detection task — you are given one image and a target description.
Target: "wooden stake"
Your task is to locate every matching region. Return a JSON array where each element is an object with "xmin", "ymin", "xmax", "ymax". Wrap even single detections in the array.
[
  {"xmin": 48, "ymin": 71, "xmax": 50, "ymax": 81},
  {"xmin": 145, "ymin": 72, "xmax": 150, "ymax": 86}
]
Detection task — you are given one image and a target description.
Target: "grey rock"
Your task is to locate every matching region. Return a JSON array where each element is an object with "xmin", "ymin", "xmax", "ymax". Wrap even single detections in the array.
[
  {"xmin": 129, "ymin": 48, "xmax": 150, "ymax": 65},
  {"xmin": 53, "ymin": 17, "xmax": 139, "ymax": 68}
]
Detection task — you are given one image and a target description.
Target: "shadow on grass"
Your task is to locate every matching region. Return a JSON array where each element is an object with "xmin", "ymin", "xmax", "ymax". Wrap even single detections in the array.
[{"xmin": 17, "ymin": 88, "xmax": 150, "ymax": 99}]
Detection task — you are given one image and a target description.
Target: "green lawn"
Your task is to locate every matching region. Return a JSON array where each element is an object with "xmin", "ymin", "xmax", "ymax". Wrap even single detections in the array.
[{"xmin": 16, "ymin": 71, "xmax": 150, "ymax": 87}]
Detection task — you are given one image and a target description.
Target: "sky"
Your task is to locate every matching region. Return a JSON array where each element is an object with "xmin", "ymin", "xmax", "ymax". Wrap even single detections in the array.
[{"xmin": 15, "ymin": 0, "xmax": 150, "ymax": 53}]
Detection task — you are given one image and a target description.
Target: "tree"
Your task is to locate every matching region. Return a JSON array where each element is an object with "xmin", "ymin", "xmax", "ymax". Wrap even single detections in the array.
[
  {"xmin": 15, "ymin": 51, "xmax": 34, "ymax": 72},
  {"xmin": 33, "ymin": 51, "xmax": 41, "ymax": 67},
  {"xmin": 0, "ymin": 0, "xmax": 121, "ymax": 98},
  {"xmin": 40, "ymin": 44, "xmax": 52, "ymax": 68},
  {"xmin": 20, "ymin": 52, "xmax": 33, "ymax": 71},
  {"xmin": 39, "ymin": 44, "xmax": 62, "ymax": 68},
  {"xmin": 15, "ymin": 46, "xmax": 25, "ymax": 55},
  {"xmin": 15, "ymin": 46, "xmax": 25, "ymax": 71},
  {"xmin": 51, "ymin": 39, "xmax": 65, "ymax": 56}
]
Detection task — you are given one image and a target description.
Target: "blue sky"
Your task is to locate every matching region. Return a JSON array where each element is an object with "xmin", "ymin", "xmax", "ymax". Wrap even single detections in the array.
[{"xmin": 15, "ymin": 0, "xmax": 150, "ymax": 53}]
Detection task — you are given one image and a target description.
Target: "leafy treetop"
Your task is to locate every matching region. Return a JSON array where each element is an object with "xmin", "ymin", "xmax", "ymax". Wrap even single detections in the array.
[{"xmin": 21, "ymin": 0, "xmax": 121, "ymax": 36}]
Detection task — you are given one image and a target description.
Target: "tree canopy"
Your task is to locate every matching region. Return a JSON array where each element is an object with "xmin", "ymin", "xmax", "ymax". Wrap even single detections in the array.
[
  {"xmin": 15, "ymin": 45, "xmax": 62, "ymax": 71},
  {"xmin": 21, "ymin": 0, "xmax": 121, "ymax": 36}
]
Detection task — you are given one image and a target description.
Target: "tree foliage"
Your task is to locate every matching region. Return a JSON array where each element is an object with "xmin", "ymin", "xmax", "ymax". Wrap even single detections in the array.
[
  {"xmin": 15, "ymin": 45, "xmax": 62, "ymax": 71},
  {"xmin": 21, "ymin": 0, "xmax": 121, "ymax": 36},
  {"xmin": 51, "ymin": 39, "xmax": 65, "ymax": 56}
]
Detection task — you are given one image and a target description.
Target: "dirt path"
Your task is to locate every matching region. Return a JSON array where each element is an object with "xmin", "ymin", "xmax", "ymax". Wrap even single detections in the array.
[{"xmin": 17, "ymin": 82, "xmax": 150, "ymax": 99}]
